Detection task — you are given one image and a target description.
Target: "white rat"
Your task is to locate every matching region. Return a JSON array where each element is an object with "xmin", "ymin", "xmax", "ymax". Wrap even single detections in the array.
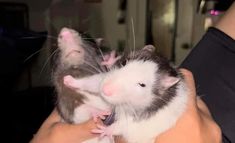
[{"xmin": 64, "ymin": 45, "xmax": 188, "ymax": 143}]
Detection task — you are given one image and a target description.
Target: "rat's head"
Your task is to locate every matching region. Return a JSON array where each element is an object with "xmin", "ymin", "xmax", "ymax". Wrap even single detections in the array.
[
  {"xmin": 57, "ymin": 27, "xmax": 98, "ymax": 66},
  {"xmin": 100, "ymin": 45, "xmax": 180, "ymax": 111},
  {"xmin": 57, "ymin": 27, "xmax": 85, "ymax": 67}
]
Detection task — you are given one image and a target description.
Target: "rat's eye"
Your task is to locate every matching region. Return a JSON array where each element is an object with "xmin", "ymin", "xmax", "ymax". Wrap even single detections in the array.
[
  {"xmin": 138, "ymin": 83, "xmax": 146, "ymax": 87},
  {"xmin": 122, "ymin": 60, "xmax": 127, "ymax": 66}
]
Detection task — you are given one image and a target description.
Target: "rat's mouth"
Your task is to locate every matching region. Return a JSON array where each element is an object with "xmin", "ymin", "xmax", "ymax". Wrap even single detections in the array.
[{"xmin": 65, "ymin": 50, "xmax": 81, "ymax": 58}]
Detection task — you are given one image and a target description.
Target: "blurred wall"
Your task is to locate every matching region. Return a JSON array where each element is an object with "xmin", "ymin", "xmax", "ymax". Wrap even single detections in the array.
[
  {"xmin": 3, "ymin": 0, "xmax": 147, "ymax": 90},
  {"xmin": 174, "ymin": 0, "xmax": 194, "ymax": 65},
  {"xmin": 2, "ymin": 0, "xmax": 213, "ymax": 89},
  {"xmin": 0, "ymin": 0, "xmax": 52, "ymax": 90},
  {"xmin": 150, "ymin": 0, "xmax": 176, "ymax": 60}
]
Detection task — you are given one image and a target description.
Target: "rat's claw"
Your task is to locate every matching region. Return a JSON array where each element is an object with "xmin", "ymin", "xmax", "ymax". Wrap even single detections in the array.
[
  {"xmin": 101, "ymin": 50, "xmax": 122, "ymax": 68},
  {"xmin": 103, "ymin": 54, "xmax": 110, "ymax": 61},
  {"xmin": 91, "ymin": 109, "xmax": 111, "ymax": 122},
  {"xmin": 99, "ymin": 110, "xmax": 111, "ymax": 120},
  {"xmin": 115, "ymin": 55, "xmax": 122, "ymax": 61}
]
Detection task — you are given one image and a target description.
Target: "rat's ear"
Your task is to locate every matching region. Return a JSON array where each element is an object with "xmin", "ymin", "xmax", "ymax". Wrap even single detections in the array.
[
  {"xmin": 160, "ymin": 75, "xmax": 180, "ymax": 90},
  {"xmin": 143, "ymin": 45, "xmax": 156, "ymax": 52},
  {"xmin": 95, "ymin": 38, "xmax": 104, "ymax": 47}
]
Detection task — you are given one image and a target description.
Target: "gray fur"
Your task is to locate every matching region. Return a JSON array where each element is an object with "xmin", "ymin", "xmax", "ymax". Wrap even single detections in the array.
[{"xmin": 52, "ymin": 30, "xmax": 107, "ymax": 123}]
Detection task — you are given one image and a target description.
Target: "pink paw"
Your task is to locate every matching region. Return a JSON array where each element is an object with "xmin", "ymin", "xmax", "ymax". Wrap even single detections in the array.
[
  {"xmin": 63, "ymin": 75, "xmax": 79, "ymax": 90},
  {"xmin": 91, "ymin": 124, "xmax": 113, "ymax": 138},
  {"xmin": 101, "ymin": 50, "xmax": 121, "ymax": 68},
  {"xmin": 91, "ymin": 109, "xmax": 111, "ymax": 123}
]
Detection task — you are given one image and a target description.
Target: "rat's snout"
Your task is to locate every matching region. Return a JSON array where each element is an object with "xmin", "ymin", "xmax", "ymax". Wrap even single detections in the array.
[
  {"xmin": 59, "ymin": 28, "xmax": 72, "ymax": 40},
  {"xmin": 59, "ymin": 31, "xmax": 71, "ymax": 40},
  {"xmin": 102, "ymin": 82, "xmax": 116, "ymax": 96}
]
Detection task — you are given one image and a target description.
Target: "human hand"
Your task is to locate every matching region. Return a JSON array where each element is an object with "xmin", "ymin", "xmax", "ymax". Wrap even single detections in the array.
[
  {"xmin": 115, "ymin": 69, "xmax": 222, "ymax": 143},
  {"xmin": 30, "ymin": 109, "xmax": 99, "ymax": 143},
  {"xmin": 155, "ymin": 69, "xmax": 222, "ymax": 143}
]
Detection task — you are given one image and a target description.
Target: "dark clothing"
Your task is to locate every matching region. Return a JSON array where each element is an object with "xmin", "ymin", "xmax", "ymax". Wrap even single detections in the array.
[{"xmin": 181, "ymin": 27, "xmax": 235, "ymax": 143}]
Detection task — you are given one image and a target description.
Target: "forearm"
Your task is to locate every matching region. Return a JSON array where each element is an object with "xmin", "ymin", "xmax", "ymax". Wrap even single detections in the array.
[{"xmin": 215, "ymin": 2, "xmax": 235, "ymax": 40}]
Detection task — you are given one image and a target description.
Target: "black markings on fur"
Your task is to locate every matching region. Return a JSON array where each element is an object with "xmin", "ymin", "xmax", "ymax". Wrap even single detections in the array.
[
  {"xmin": 143, "ymin": 82, "xmax": 178, "ymax": 120},
  {"xmin": 145, "ymin": 55, "xmax": 181, "ymax": 120},
  {"xmin": 118, "ymin": 47, "xmax": 182, "ymax": 121}
]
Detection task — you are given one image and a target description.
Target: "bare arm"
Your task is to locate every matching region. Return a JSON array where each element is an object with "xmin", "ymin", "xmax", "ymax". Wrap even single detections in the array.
[{"xmin": 215, "ymin": 2, "xmax": 235, "ymax": 40}]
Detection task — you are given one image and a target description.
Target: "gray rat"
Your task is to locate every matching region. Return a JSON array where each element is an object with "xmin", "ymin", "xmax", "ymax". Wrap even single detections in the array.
[
  {"xmin": 66, "ymin": 45, "xmax": 188, "ymax": 143},
  {"xmin": 52, "ymin": 27, "xmax": 113, "ymax": 143}
]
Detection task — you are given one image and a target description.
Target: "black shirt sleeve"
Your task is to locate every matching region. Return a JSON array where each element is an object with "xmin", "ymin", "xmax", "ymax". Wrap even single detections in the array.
[{"xmin": 180, "ymin": 27, "xmax": 235, "ymax": 143}]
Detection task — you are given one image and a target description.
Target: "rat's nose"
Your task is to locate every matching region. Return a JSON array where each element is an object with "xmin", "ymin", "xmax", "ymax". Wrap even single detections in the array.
[
  {"xmin": 102, "ymin": 83, "xmax": 115, "ymax": 96},
  {"xmin": 59, "ymin": 28, "xmax": 71, "ymax": 39}
]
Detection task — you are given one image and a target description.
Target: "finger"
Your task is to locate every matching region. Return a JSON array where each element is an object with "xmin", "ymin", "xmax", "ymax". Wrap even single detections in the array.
[
  {"xmin": 179, "ymin": 69, "xmax": 197, "ymax": 104},
  {"xmin": 97, "ymin": 124, "xmax": 106, "ymax": 130},
  {"xmin": 93, "ymin": 117, "xmax": 98, "ymax": 123},
  {"xmin": 196, "ymin": 97, "xmax": 212, "ymax": 118},
  {"xmin": 180, "ymin": 69, "xmax": 196, "ymax": 95},
  {"xmin": 179, "ymin": 68, "xmax": 200, "ymax": 115},
  {"xmin": 180, "ymin": 69, "xmax": 212, "ymax": 117},
  {"xmin": 99, "ymin": 115, "xmax": 106, "ymax": 120},
  {"xmin": 91, "ymin": 129, "xmax": 103, "ymax": 134}
]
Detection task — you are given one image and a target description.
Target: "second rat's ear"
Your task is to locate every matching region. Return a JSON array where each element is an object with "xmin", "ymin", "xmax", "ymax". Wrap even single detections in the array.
[
  {"xmin": 143, "ymin": 45, "xmax": 156, "ymax": 52},
  {"xmin": 95, "ymin": 38, "xmax": 104, "ymax": 47},
  {"xmin": 160, "ymin": 75, "xmax": 180, "ymax": 90}
]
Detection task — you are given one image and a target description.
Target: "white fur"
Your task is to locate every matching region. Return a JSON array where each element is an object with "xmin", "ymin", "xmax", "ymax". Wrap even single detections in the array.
[
  {"xmin": 99, "ymin": 60, "xmax": 188, "ymax": 143},
  {"xmin": 65, "ymin": 58, "xmax": 188, "ymax": 143},
  {"xmin": 71, "ymin": 88, "xmax": 112, "ymax": 143},
  {"xmin": 70, "ymin": 76, "xmax": 112, "ymax": 143},
  {"xmin": 101, "ymin": 60, "xmax": 159, "ymax": 109},
  {"xmin": 73, "ymin": 91, "xmax": 110, "ymax": 123},
  {"xmin": 105, "ymin": 82, "xmax": 188, "ymax": 143}
]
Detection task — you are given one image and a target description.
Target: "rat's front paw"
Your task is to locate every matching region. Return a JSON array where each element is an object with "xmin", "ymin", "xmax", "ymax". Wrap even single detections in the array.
[
  {"xmin": 91, "ymin": 109, "xmax": 111, "ymax": 123},
  {"xmin": 63, "ymin": 75, "xmax": 80, "ymax": 89},
  {"xmin": 91, "ymin": 124, "xmax": 113, "ymax": 138},
  {"xmin": 101, "ymin": 50, "xmax": 121, "ymax": 68}
]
